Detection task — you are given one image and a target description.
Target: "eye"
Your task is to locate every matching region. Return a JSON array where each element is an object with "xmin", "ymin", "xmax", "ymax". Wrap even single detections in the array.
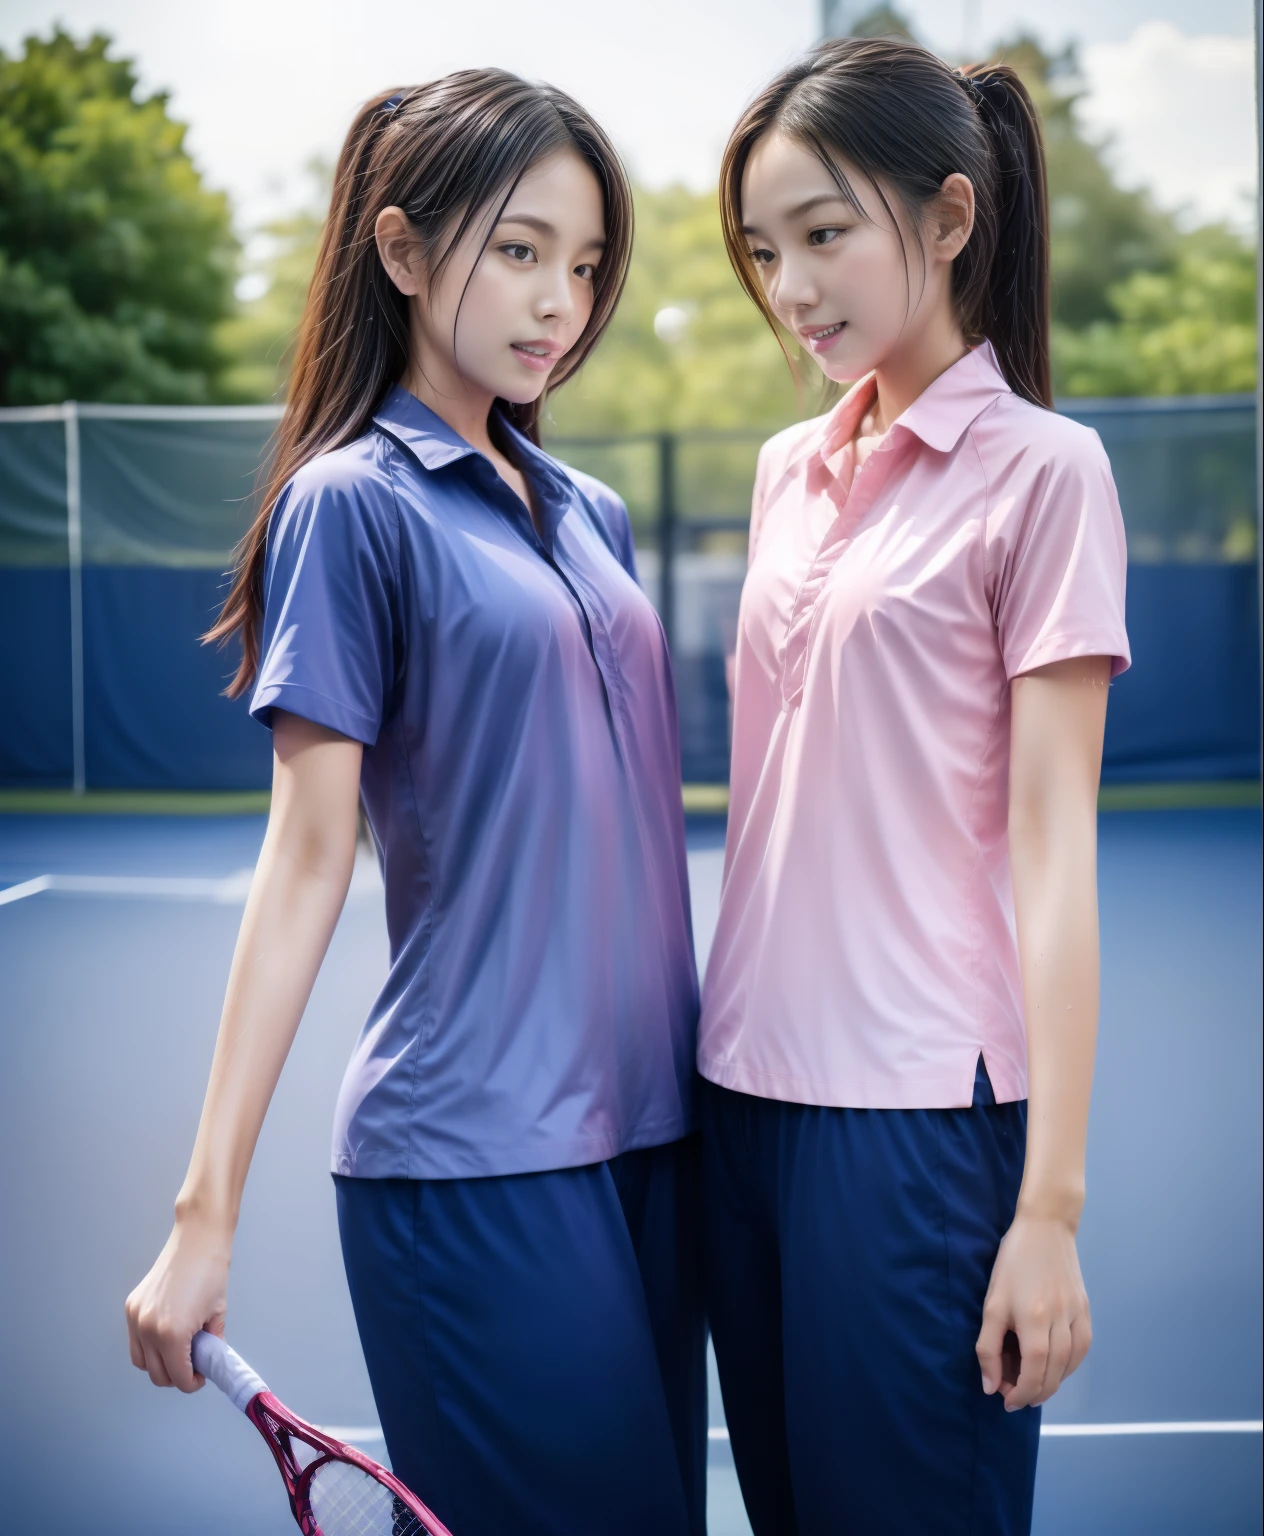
[
  {"xmin": 747, "ymin": 247, "xmax": 776, "ymax": 267},
  {"xmin": 574, "ymin": 262, "xmax": 598, "ymax": 280},
  {"xmin": 500, "ymin": 242, "xmax": 536, "ymax": 263},
  {"xmin": 807, "ymin": 226, "xmax": 846, "ymax": 247}
]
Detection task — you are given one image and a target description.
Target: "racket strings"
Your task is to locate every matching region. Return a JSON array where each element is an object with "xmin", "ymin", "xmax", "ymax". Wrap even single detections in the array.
[{"xmin": 306, "ymin": 1458, "xmax": 434, "ymax": 1536}]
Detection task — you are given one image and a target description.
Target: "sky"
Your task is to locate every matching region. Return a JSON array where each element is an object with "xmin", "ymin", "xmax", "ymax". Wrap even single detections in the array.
[{"xmin": 2, "ymin": 0, "xmax": 1258, "ymax": 236}]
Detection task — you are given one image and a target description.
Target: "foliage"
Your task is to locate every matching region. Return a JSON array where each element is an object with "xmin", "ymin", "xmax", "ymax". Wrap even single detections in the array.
[
  {"xmin": 995, "ymin": 34, "xmax": 1256, "ymax": 396},
  {"xmin": 0, "ymin": 28, "xmax": 236, "ymax": 405},
  {"xmin": 216, "ymin": 24, "xmax": 1256, "ymax": 420},
  {"xmin": 993, "ymin": 36, "xmax": 1184, "ymax": 331},
  {"xmin": 215, "ymin": 164, "xmax": 328, "ymax": 403},
  {"xmin": 548, "ymin": 184, "xmax": 802, "ymax": 436},
  {"xmin": 1052, "ymin": 229, "xmax": 1257, "ymax": 397}
]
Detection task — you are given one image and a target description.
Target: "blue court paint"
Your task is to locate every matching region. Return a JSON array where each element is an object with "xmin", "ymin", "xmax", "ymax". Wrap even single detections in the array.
[{"xmin": 0, "ymin": 810, "xmax": 1258, "ymax": 1534}]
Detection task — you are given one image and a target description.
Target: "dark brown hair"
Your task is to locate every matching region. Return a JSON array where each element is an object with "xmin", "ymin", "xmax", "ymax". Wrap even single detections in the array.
[
  {"xmin": 209, "ymin": 68, "xmax": 633, "ymax": 695},
  {"xmin": 719, "ymin": 36, "xmax": 1051, "ymax": 410}
]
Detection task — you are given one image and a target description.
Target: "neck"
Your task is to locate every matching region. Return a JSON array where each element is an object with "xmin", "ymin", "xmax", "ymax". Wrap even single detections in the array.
[
  {"xmin": 400, "ymin": 353, "xmax": 498, "ymax": 459},
  {"xmin": 402, "ymin": 365, "xmax": 498, "ymax": 456},
  {"xmin": 868, "ymin": 303, "xmax": 971, "ymax": 435}
]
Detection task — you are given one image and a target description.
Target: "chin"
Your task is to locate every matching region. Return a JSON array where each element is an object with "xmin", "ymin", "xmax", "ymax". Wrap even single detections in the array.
[
  {"xmin": 495, "ymin": 376, "xmax": 549, "ymax": 408},
  {"xmin": 816, "ymin": 345, "xmax": 880, "ymax": 387}
]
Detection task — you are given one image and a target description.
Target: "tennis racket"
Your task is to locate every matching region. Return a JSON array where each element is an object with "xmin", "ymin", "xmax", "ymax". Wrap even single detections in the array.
[{"xmin": 191, "ymin": 1330, "xmax": 454, "ymax": 1536}]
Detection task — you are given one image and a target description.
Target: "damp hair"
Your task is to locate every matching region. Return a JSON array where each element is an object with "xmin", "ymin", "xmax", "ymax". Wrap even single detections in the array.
[
  {"xmin": 208, "ymin": 68, "xmax": 633, "ymax": 697},
  {"xmin": 719, "ymin": 36, "xmax": 1051, "ymax": 412}
]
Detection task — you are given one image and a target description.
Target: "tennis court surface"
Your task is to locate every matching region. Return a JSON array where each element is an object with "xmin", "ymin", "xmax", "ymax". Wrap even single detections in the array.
[{"xmin": 1, "ymin": 806, "xmax": 1259, "ymax": 1534}]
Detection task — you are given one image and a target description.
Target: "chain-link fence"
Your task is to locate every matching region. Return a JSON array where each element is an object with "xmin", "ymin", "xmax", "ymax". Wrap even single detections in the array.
[{"xmin": 0, "ymin": 396, "xmax": 1258, "ymax": 789}]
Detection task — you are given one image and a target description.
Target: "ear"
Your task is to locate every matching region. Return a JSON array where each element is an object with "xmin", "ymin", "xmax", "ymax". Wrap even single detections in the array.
[
  {"xmin": 375, "ymin": 206, "xmax": 423, "ymax": 296},
  {"xmin": 929, "ymin": 173, "xmax": 975, "ymax": 263}
]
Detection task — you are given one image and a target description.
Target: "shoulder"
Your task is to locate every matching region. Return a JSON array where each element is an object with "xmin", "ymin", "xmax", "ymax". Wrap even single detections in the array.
[
  {"xmin": 557, "ymin": 460, "xmax": 629, "ymax": 527},
  {"xmin": 283, "ymin": 432, "xmax": 395, "ymax": 510},
  {"xmin": 272, "ymin": 434, "xmax": 401, "ymax": 555},
  {"xmin": 970, "ymin": 394, "xmax": 1112, "ymax": 491},
  {"xmin": 757, "ymin": 410, "xmax": 832, "ymax": 486},
  {"xmin": 553, "ymin": 458, "xmax": 637, "ymax": 574},
  {"xmin": 267, "ymin": 434, "xmax": 401, "ymax": 580}
]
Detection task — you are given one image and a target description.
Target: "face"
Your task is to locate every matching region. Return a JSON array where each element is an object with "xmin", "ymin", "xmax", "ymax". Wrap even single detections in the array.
[
  {"xmin": 377, "ymin": 147, "xmax": 606, "ymax": 406},
  {"xmin": 739, "ymin": 131, "xmax": 971, "ymax": 384}
]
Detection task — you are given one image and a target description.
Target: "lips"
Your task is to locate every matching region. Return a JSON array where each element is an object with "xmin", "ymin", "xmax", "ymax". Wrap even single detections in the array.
[
  {"xmin": 511, "ymin": 341, "xmax": 562, "ymax": 373},
  {"xmin": 802, "ymin": 321, "xmax": 847, "ymax": 354}
]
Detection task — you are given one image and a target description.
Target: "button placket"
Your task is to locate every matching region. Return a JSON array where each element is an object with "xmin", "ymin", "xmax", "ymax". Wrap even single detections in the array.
[{"xmin": 779, "ymin": 438, "xmax": 902, "ymax": 709}]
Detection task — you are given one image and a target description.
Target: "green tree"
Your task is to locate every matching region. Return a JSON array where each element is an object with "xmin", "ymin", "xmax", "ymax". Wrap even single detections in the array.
[
  {"xmin": 549, "ymin": 184, "xmax": 800, "ymax": 436},
  {"xmin": 219, "ymin": 27, "xmax": 1255, "ymax": 420},
  {"xmin": 1052, "ymin": 228, "xmax": 1257, "ymax": 397},
  {"xmin": 990, "ymin": 36, "xmax": 1183, "ymax": 331},
  {"xmin": 0, "ymin": 27, "xmax": 236, "ymax": 404},
  {"xmin": 215, "ymin": 163, "xmax": 328, "ymax": 403}
]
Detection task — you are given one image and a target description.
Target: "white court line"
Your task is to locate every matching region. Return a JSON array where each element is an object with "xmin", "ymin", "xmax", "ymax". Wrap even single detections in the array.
[
  {"xmin": 0, "ymin": 871, "xmax": 255, "ymax": 904},
  {"xmin": 0, "ymin": 875, "xmax": 54, "ymax": 905},
  {"xmin": 315, "ymin": 1420, "xmax": 1264, "ymax": 1448},
  {"xmin": 1039, "ymin": 1420, "xmax": 1262, "ymax": 1437},
  {"xmin": 0, "ymin": 861, "xmax": 384, "ymax": 907},
  {"xmin": 705, "ymin": 1422, "xmax": 1262, "ymax": 1442}
]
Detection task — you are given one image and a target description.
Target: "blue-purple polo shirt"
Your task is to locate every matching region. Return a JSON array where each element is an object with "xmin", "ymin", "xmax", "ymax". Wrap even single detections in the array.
[{"xmin": 250, "ymin": 385, "xmax": 699, "ymax": 1179}]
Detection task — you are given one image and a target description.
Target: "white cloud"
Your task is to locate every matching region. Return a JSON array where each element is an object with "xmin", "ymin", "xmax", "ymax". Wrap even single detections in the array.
[{"xmin": 1077, "ymin": 21, "xmax": 1258, "ymax": 230}]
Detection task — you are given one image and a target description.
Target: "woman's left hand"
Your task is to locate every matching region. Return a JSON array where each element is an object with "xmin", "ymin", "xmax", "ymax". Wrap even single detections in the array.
[{"xmin": 976, "ymin": 1212, "xmax": 1092, "ymax": 1410}]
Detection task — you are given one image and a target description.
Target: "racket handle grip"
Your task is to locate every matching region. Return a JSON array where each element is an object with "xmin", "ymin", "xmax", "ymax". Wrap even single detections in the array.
[{"xmin": 192, "ymin": 1330, "xmax": 269, "ymax": 1412}]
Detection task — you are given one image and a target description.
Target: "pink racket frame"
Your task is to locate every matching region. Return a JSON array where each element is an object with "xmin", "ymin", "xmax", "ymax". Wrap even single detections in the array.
[{"xmin": 244, "ymin": 1389, "xmax": 456, "ymax": 1536}]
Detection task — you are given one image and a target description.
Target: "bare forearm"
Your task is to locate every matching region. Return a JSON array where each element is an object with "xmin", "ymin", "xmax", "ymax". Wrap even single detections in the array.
[
  {"xmin": 1008, "ymin": 656, "xmax": 1108, "ymax": 1226},
  {"xmin": 176, "ymin": 713, "xmax": 362, "ymax": 1230},
  {"xmin": 1009, "ymin": 812, "xmax": 1098, "ymax": 1227},
  {"xmin": 125, "ymin": 713, "xmax": 362, "ymax": 1392},
  {"xmin": 976, "ymin": 655, "xmax": 1109, "ymax": 1408},
  {"xmin": 177, "ymin": 832, "xmax": 353, "ymax": 1227}
]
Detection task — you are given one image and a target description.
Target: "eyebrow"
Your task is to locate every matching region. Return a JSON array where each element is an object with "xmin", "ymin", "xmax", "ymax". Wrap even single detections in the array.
[
  {"xmin": 741, "ymin": 191, "xmax": 855, "ymax": 234},
  {"xmin": 498, "ymin": 212, "xmax": 606, "ymax": 248}
]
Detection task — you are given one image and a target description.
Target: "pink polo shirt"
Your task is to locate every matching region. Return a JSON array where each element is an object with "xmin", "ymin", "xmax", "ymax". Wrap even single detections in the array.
[{"xmin": 698, "ymin": 343, "xmax": 1130, "ymax": 1109}]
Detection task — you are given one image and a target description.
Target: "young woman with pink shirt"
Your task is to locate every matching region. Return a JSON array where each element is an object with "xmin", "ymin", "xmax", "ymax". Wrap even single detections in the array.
[{"xmin": 700, "ymin": 37, "xmax": 1129, "ymax": 1534}]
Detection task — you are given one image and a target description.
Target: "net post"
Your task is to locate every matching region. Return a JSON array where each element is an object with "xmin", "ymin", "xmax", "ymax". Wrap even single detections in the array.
[
  {"xmin": 64, "ymin": 401, "xmax": 86, "ymax": 796},
  {"xmin": 657, "ymin": 431, "xmax": 677, "ymax": 654}
]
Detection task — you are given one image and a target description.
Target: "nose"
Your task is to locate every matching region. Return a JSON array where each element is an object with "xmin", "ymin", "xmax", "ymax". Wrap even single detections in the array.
[
  {"xmin": 534, "ymin": 261, "xmax": 577, "ymax": 328},
  {"xmin": 768, "ymin": 253, "xmax": 819, "ymax": 321}
]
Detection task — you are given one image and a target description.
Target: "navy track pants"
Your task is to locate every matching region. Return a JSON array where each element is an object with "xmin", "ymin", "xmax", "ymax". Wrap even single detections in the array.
[
  {"xmin": 702, "ymin": 1063, "xmax": 1040, "ymax": 1535},
  {"xmin": 335, "ymin": 1134, "xmax": 706, "ymax": 1536}
]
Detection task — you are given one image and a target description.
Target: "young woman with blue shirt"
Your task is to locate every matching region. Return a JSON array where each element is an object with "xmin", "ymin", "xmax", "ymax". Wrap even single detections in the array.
[{"xmin": 125, "ymin": 71, "xmax": 704, "ymax": 1536}]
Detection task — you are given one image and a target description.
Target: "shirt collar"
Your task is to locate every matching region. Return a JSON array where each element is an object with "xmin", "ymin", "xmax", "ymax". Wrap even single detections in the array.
[
  {"xmin": 371, "ymin": 383, "xmax": 574, "ymax": 543},
  {"xmin": 892, "ymin": 340, "xmax": 1011, "ymax": 452},
  {"xmin": 818, "ymin": 339, "xmax": 1011, "ymax": 462},
  {"xmin": 371, "ymin": 384, "xmax": 479, "ymax": 470}
]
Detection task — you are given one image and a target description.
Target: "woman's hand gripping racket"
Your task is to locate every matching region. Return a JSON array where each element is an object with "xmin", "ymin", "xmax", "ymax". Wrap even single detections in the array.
[{"xmin": 191, "ymin": 1331, "xmax": 454, "ymax": 1536}]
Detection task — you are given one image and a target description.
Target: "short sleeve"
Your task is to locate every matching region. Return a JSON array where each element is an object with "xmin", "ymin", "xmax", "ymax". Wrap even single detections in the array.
[
  {"xmin": 249, "ymin": 457, "xmax": 400, "ymax": 746},
  {"xmin": 563, "ymin": 465, "xmax": 639, "ymax": 582},
  {"xmin": 747, "ymin": 441, "xmax": 776, "ymax": 569},
  {"xmin": 986, "ymin": 428, "xmax": 1131, "ymax": 681}
]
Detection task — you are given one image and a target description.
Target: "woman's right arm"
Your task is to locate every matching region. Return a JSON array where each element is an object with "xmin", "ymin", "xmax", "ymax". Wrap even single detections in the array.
[{"xmin": 125, "ymin": 710, "xmax": 363, "ymax": 1391}]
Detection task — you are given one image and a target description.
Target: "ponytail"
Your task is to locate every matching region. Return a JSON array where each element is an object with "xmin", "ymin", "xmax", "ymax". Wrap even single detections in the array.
[
  {"xmin": 719, "ymin": 37, "xmax": 1053, "ymax": 410},
  {"xmin": 207, "ymin": 70, "xmax": 633, "ymax": 697},
  {"xmin": 956, "ymin": 66, "xmax": 1051, "ymax": 408}
]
